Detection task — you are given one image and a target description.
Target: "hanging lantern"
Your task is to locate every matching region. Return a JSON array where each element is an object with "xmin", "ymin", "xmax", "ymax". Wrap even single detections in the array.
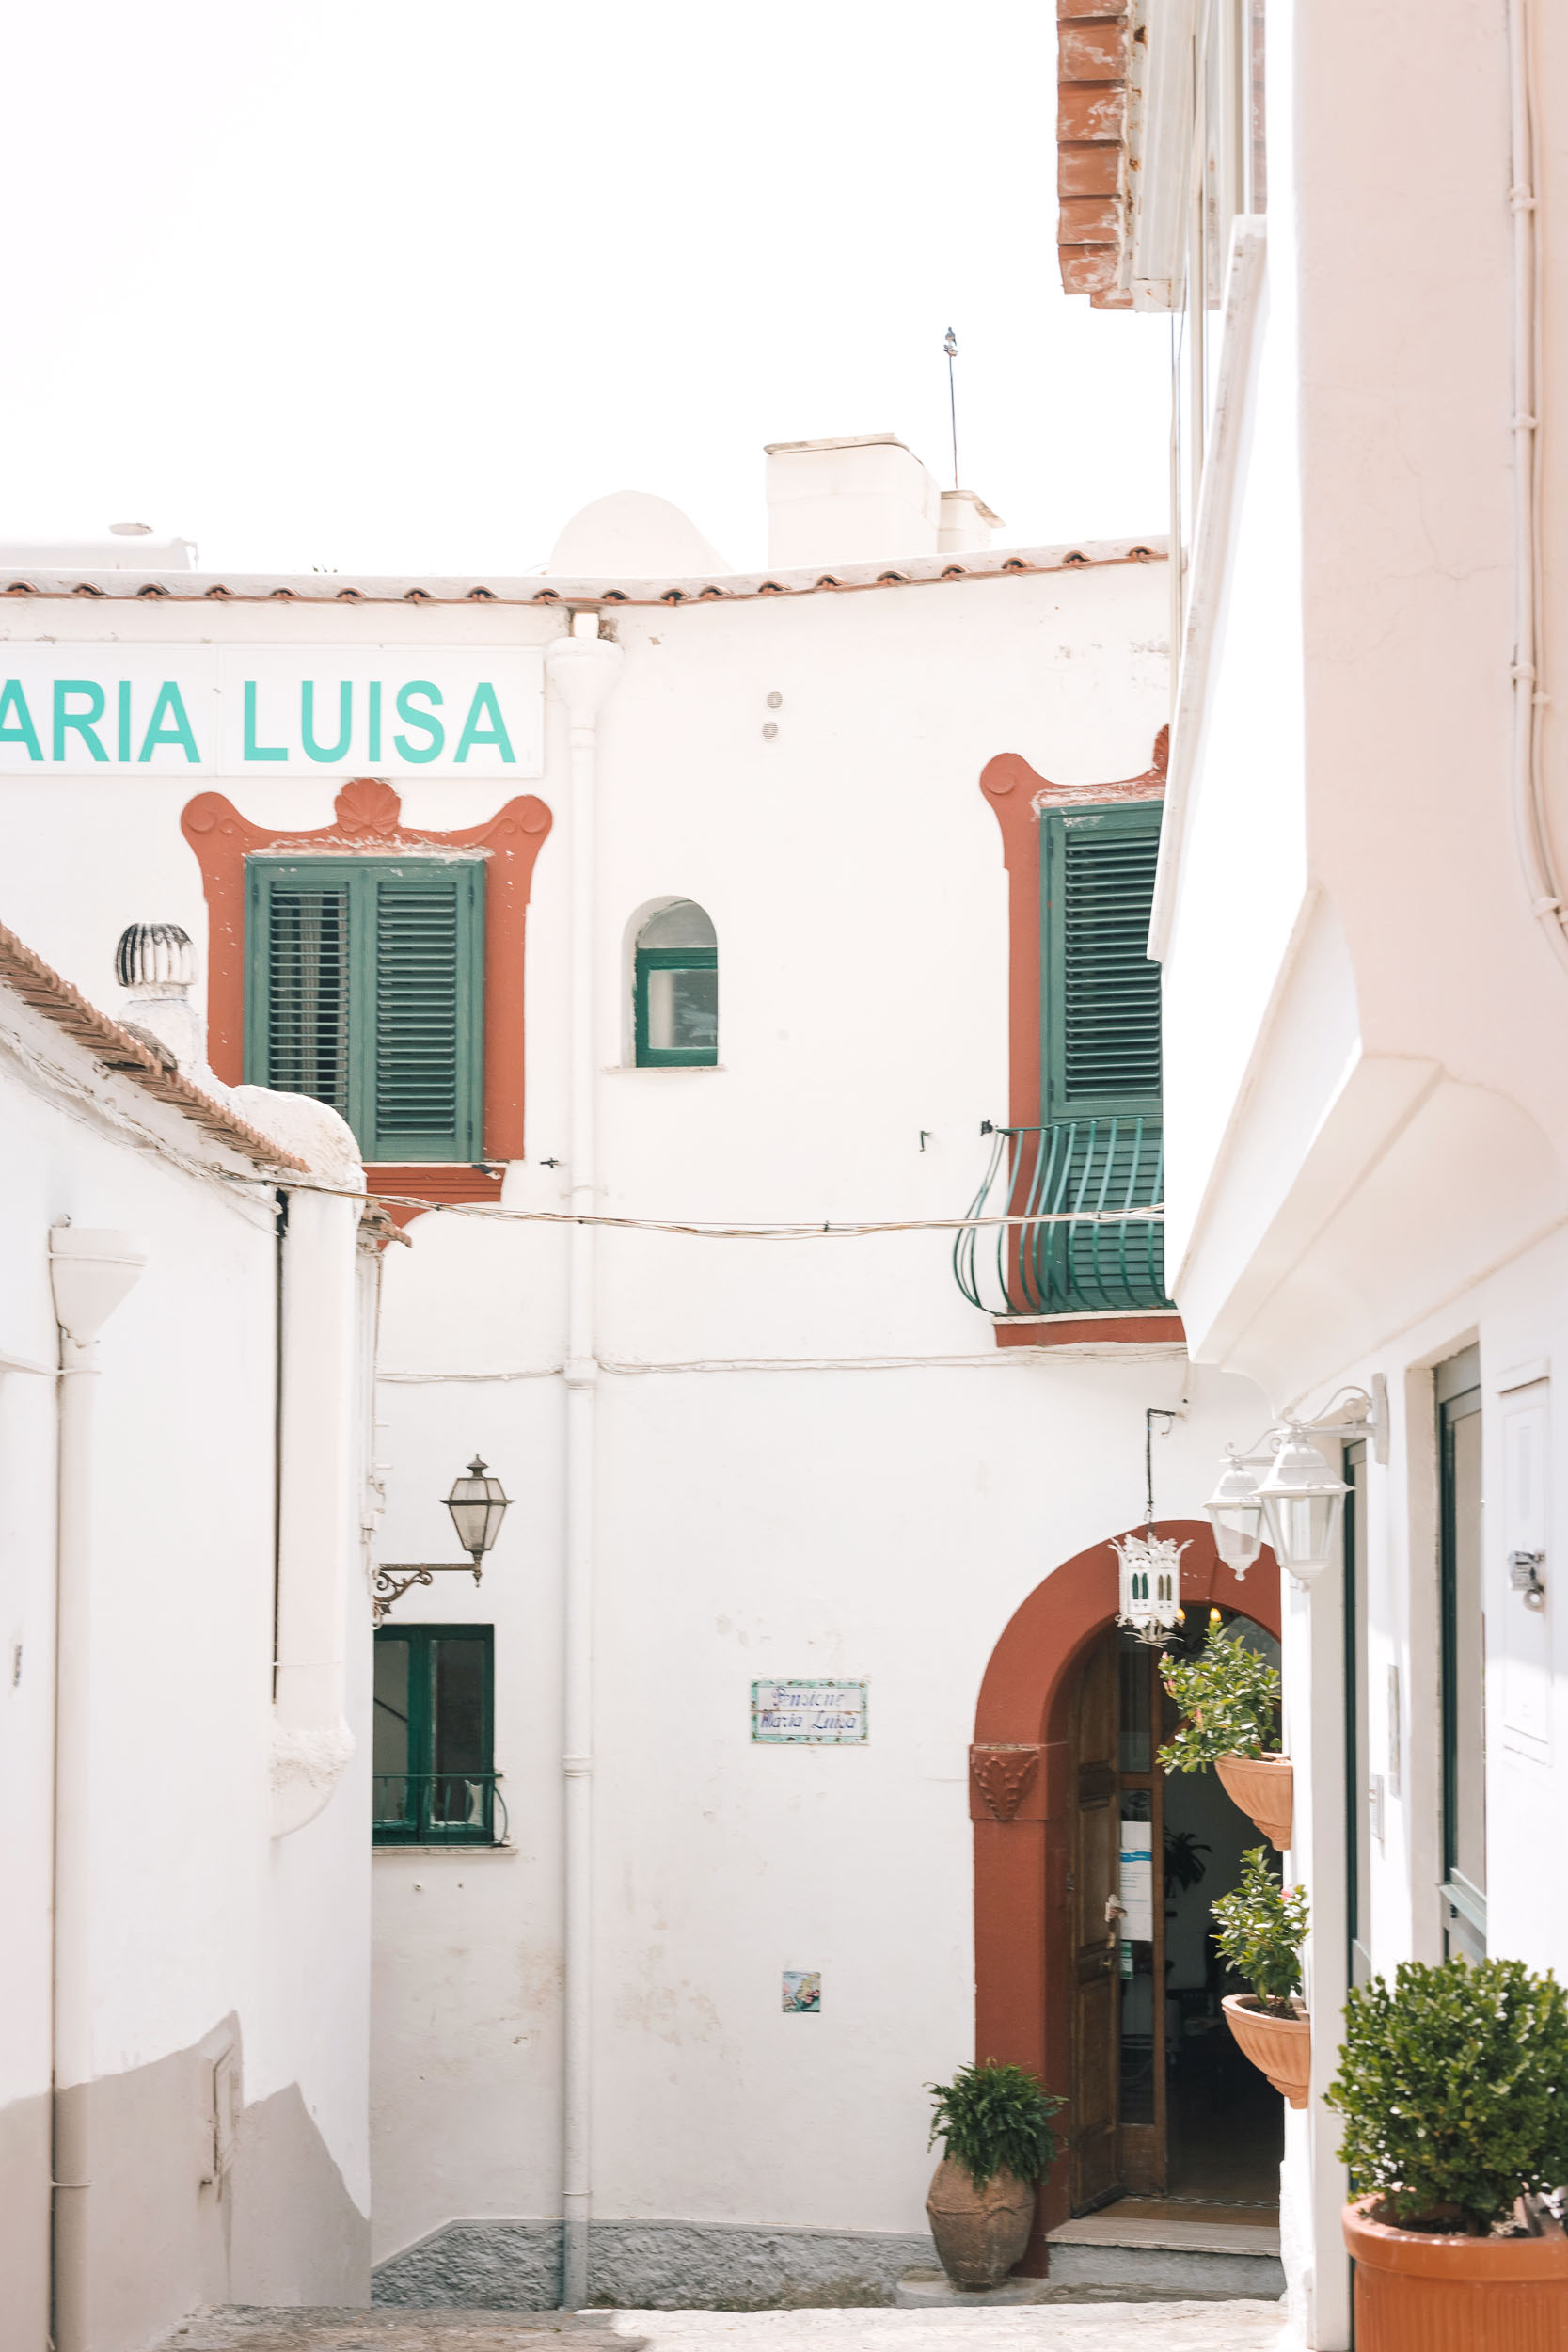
[{"xmin": 1112, "ymin": 1532, "xmax": 1190, "ymax": 1645}]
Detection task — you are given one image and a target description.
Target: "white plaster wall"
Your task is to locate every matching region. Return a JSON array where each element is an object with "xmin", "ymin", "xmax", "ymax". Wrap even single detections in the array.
[{"xmin": 0, "ymin": 1025, "xmax": 373, "ymax": 2237}]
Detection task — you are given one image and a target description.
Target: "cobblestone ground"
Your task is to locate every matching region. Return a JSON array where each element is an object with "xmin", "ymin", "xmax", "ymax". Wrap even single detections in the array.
[{"xmin": 160, "ymin": 2301, "xmax": 1287, "ymax": 2352}]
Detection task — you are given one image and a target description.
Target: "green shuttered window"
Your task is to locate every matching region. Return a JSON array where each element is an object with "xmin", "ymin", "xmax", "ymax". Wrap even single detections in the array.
[
  {"xmin": 1043, "ymin": 803, "xmax": 1163, "ymax": 1120},
  {"xmin": 245, "ymin": 857, "xmax": 484, "ymax": 1162},
  {"xmin": 1037, "ymin": 800, "xmax": 1169, "ymax": 1311}
]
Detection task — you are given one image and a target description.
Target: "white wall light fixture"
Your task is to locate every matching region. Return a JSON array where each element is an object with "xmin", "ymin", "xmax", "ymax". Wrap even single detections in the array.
[{"xmin": 1205, "ymin": 1380, "xmax": 1387, "ymax": 1586}]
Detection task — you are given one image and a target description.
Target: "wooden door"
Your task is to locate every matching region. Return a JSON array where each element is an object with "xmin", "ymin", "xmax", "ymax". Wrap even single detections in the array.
[
  {"xmin": 1067, "ymin": 1628, "xmax": 1170, "ymax": 2210},
  {"xmin": 1069, "ymin": 1629, "xmax": 1121, "ymax": 2210}
]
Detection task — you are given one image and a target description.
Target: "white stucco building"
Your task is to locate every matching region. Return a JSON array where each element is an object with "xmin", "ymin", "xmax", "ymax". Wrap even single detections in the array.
[
  {"xmin": 0, "ymin": 921, "xmax": 379, "ymax": 2352},
  {"xmin": 1055, "ymin": 1, "xmax": 1568, "ymax": 2344},
  {"xmin": 1, "ymin": 432, "xmax": 1287, "ymax": 2337}
]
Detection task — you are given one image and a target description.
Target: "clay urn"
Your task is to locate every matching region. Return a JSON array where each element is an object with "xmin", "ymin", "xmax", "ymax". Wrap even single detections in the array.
[
  {"xmin": 1222, "ymin": 1994, "xmax": 1311, "ymax": 2107},
  {"xmin": 1215, "ymin": 1752, "xmax": 1294, "ymax": 1851},
  {"xmin": 1343, "ymin": 2193, "xmax": 1568, "ymax": 2350},
  {"xmin": 925, "ymin": 2155, "xmax": 1035, "ymax": 2289}
]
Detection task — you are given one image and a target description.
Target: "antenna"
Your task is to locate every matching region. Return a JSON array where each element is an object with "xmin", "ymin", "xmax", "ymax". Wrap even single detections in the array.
[{"xmin": 943, "ymin": 326, "xmax": 959, "ymax": 489}]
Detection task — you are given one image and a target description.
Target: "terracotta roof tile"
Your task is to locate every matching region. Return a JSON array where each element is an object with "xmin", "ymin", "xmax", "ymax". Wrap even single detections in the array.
[{"xmin": 0, "ymin": 920, "xmax": 309, "ymax": 1172}]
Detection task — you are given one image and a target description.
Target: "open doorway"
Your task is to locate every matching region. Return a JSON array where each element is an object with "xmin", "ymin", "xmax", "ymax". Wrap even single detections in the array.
[{"xmin": 1067, "ymin": 1615, "xmax": 1283, "ymax": 2216}]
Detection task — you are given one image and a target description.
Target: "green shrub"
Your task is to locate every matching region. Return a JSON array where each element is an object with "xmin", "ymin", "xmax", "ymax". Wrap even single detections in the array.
[
  {"xmin": 1325, "ymin": 1958, "xmax": 1568, "ymax": 2235},
  {"xmin": 1211, "ymin": 1846, "xmax": 1308, "ymax": 2013},
  {"xmin": 926, "ymin": 2060, "xmax": 1064, "ymax": 2188},
  {"xmin": 1160, "ymin": 1622, "xmax": 1281, "ymax": 1772}
]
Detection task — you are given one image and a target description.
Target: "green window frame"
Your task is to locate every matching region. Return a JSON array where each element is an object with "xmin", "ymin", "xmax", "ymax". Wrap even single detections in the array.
[
  {"xmin": 244, "ymin": 855, "xmax": 484, "ymax": 1163},
  {"xmin": 1030, "ymin": 801, "xmax": 1168, "ymax": 1311},
  {"xmin": 634, "ymin": 944, "xmax": 719, "ymax": 1067},
  {"xmin": 372, "ymin": 1624, "xmax": 499, "ymax": 1846},
  {"xmin": 1437, "ymin": 1347, "xmax": 1485, "ymax": 1961},
  {"xmin": 1041, "ymin": 802, "xmax": 1164, "ymax": 1122}
]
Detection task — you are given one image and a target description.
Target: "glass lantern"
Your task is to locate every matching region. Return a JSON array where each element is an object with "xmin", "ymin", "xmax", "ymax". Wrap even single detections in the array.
[
  {"xmin": 444, "ymin": 1456, "xmax": 512, "ymax": 1572},
  {"xmin": 1205, "ymin": 1449, "xmax": 1265, "ymax": 1578},
  {"xmin": 1259, "ymin": 1426, "xmax": 1347, "ymax": 1582}
]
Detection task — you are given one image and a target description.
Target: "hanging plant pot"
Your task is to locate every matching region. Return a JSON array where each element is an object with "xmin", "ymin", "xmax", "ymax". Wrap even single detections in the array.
[
  {"xmin": 1343, "ymin": 2195, "xmax": 1568, "ymax": 2350},
  {"xmin": 1215, "ymin": 1752, "xmax": 1293, "ymax": 1851},
  {"xmin": 1222, "ymin": 1994, "xmax": 1310, "ymax": 2107},
  {"xmin": 925, "ymin": 2157, "xmax": 1035, "ymax": 2288}
]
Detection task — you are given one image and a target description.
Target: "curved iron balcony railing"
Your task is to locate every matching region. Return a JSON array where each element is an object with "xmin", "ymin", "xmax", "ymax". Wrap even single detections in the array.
[
  {"xmin": 372, "ymin": 1770, "xmax": 508, "ymax": 1846},
  {"xmin": 954, "ymin": 1119, "xmax": 1171, "ymax": 1319}
]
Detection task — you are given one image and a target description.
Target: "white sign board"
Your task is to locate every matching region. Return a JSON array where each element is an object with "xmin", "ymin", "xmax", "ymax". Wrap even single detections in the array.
[
  {"xmin": 1118, "ymin": 1819, "xmax": 1154, "ymax": 1941},
  {"xmin": 751, "ymin": 1679, "xmax": 868, "ymax": 1744},
  {"xmin": 0, "ymin": 645, "xmax": 544, "ymax": 780}
]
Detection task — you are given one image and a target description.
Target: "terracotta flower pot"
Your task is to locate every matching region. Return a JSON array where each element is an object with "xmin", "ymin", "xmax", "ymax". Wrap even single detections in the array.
[
  {"xmin": 1344, "ymin": 2194, "xmax": 1568, "ymax": 2349},
  {"xmin": 925, "ymin": 2155, "xmax": 1035, "ymax": 2288},
  {"xmin": 1215, "ymin": 1751, "xmax": 1293, "ymax": 1851},
  {"xmin": 1222, "ymin": 1993, "xmax": 1310, "ymax": 2107}
]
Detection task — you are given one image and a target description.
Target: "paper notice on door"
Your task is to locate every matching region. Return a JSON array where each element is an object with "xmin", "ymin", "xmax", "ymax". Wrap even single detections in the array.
[{"xmin": 1119, "ymin": 1820, "xmax": 1154, "ymax": 1942}]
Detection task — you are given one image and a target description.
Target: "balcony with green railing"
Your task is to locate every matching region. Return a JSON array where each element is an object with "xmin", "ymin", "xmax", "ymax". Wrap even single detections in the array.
[
  {"xmin": 954, "ymin": 1117, "xmax": 1171, "ymax": 1320},
  {"xmin": 372, "ymin": 1770, "xmax": 508, "ymax": 1846}
]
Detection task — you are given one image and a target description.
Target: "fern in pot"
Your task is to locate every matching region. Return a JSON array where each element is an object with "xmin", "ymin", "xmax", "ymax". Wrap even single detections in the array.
[
  {"xmin": 924, "ymin": 2060, "xmax": 1063, "ymax": 2290},
  {"xmin": 1327, "ymin": 1958, "xmax": 1568, "ymax": 2350},
  {"xmin": 1161, "ymin": 1619, "xmax": 1292, "ymax": 1851},
  {"xmin": 1211, "ymin": 1845, "xmax": 1311, "ymax": 2106}
]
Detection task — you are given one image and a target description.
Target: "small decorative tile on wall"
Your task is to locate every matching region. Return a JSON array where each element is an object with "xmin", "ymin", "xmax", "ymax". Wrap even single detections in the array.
[{"xmin": 782, "ymin": 1970, "xmax": 821, "ymax": 2013}]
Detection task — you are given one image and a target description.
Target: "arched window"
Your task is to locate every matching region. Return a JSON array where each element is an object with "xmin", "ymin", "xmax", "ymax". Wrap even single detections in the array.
[{"xmin": 634, "ymin": 899, "xmax": 718, "ymax": 1067}]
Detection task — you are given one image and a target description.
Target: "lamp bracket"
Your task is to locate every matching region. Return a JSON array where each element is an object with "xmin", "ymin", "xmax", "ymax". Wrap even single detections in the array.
[
  {"xmin": 1230, "ymin": 1378, "xmax": 1389, "ymax": 1469},
  {"xmin": 372, "ymin": 1560, "xmax": 483, "ymax": 1626}
]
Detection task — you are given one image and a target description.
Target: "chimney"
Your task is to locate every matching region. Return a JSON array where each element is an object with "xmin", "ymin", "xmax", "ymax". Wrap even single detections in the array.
[
  {"xmin": 938, "ymin": 488, "xmax": 1004, "ymax": 554},
  {"xmin": 114, "ymin": 922, "xmax": 206, "ymax": 1074},
  {"xmin": 765, "ymin": 434, "xmax": 946, "ymax": 570}
]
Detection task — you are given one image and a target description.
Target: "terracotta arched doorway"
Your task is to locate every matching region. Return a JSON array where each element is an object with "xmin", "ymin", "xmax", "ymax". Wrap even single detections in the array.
[{"xmin": 969, "ymin": 1519, "xmax": 1281, "ymax": 2268}]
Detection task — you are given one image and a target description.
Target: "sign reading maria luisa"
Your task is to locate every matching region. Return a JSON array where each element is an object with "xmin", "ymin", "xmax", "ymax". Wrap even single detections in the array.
[
  {"xmin": 752, "ymin": 1679, "xmax": 868, "ymax": 1744},
  {"xmin": 0, "ymin": 646, "xmax": 545, "ymax": 780}
]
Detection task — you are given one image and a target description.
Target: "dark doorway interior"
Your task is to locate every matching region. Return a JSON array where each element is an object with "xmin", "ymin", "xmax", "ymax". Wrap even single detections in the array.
[{"xmin": 1068, "ymin": 1617, "xmax": 1284, "ymax": 2217}]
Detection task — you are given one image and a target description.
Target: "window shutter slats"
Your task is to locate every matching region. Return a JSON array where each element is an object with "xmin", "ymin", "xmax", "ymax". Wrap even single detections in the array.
[
  {"xmin": 265, "ymin": 888, "xmax": 350, "ymax": 1114},
  {"xmin": 1060, "ymin": 824, "xmax": 1162, "ymax": 1104},
  {"xmin": 246, "ymin": 858, "xmax": 483, "ymax": 1163},
  {"xmin": 373, "ymin": 882, "xmax": 463, "ymax": 1155}
]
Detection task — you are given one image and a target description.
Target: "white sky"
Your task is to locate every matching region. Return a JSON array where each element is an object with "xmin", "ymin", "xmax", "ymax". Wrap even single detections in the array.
[{"xmin": 5, "ymin": 2, "xmax": 1171, "ymax": 577}]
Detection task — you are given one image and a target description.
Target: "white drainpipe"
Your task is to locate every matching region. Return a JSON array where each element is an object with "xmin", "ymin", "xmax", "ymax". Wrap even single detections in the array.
[
  {"xmin": 48, "ymin": 1225, "xmax": 148, "ymax": 2352},
  {"xmin": 545, "ymin": 613, "xmax": 622, "ymax": 2308}
]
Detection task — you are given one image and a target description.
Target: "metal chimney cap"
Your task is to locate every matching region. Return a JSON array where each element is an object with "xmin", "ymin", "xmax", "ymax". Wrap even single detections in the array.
[{"xmin": 115, "ymin": 921, "xmax": 195, "ymax": 992}]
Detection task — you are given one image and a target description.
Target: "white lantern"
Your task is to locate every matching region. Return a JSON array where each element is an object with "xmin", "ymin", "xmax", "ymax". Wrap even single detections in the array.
[
  {"xmin": 1205, "ymin": 1449, "xmax": 1265, "ymax": 1578},
  {"xmin": 1112, "ymin": 1532, "xmax": 1189, "ymax": 1645},
  {"xmin": 1259, "ymin": 1425, "xmax": 1347, "ymax": 1582}
]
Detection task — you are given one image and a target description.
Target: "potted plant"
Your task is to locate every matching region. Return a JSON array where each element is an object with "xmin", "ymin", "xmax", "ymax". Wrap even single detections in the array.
[
  {"xmin": 924, "ymin": 2060, "xmax": 1063, "ymax": 2289},
  {"xmin": 1326, "ymin": 1958, "xmax": 1568, "ymax": 2348},
  {"xmin": 1211, "ymin": 1845, "xmax": 1310, "ymax": 2106},
  {"xmin": 1161, "ymin": 1619, "xmax": 1292, "ymax": 1850}
]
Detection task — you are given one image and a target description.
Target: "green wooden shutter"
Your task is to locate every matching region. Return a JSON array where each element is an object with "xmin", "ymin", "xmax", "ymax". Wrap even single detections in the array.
[
  {"xmin": 368, "ymin": 866, "xmax": 484, "ymax": 1161},
  {"xmin": 1035, "ymin": 801, "xmax": 1169, "ymax": 1311},
  {"xmin": 1043, "ymin": 803, "xmax": 1163, "ymax": 1120},
  {"xmin": 245, "ymin": 857, "xmax": 484, "ymax": 1162}
]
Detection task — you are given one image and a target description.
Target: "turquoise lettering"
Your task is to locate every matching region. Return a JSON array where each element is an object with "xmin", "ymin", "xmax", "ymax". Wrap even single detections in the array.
[
  {"xmin": 453, "ymin": 681, "xmax": 515, "ymax": 764},
  {"xmin": 0, "ymin": 679, "xmax": 42, "ymax": 759},
  {"xmin": 138, "ymin": 681, "xmax": 199, "ymax": 763},
  {"xmin": 54, "ymin": 680, "xmax": 108, "ymax": 762},
  {"xmin": 244, "ymin": 681, "xmax": 287, "ymax": 761},
  {"xmin": 394, "ymin": 681, "xmax": 444, "ymax": 763},
  {"xmin": 302, "ymin": 679, "xmax": 352, "ymax": 763},
  {"xmin": 118, "ymin": 680, "xmax": 132, "ymax": 761},
  {"xmin": 368, "ymin": 679, "xmax": 382, "ymax": 763}
]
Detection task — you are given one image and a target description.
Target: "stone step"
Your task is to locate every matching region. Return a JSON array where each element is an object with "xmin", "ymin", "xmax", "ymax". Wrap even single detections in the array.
[{"xmin": 898, "ymin": 2199, "xmax": 1285, "ymax": 2307}]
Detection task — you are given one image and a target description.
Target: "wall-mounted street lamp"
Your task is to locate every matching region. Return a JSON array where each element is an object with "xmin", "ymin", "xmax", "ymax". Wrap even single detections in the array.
[
  {"xmin": 1204, "ymin": 1380, "xmax": 1387, "ymax": 1586},
  {"xmin": 372, "ymin": 1456, "xmax": 513, "ymax": 1625}
]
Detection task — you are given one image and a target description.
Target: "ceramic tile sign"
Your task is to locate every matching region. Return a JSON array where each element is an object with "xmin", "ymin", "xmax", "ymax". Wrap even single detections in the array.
[
  {"xmin": 752, "ymin": 1679, "xmax": 868, "ymax": 1743},
  {"xmin": 782, "ymin": 1971, "xmax": 821, "ymax": 2013}
]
